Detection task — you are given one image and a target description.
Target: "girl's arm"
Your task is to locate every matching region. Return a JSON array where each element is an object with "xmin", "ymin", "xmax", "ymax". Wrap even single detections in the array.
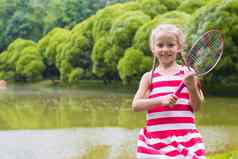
[
  {"xmin": 184, "ymin": 73, "xmax": 204, "ymax": 112},
  {"xmin": 132, "ymin": 72, "xmax": 177, "ymax": 112}
]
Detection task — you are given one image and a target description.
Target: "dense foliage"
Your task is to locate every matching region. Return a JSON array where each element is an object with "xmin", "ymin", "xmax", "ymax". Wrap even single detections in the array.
[
  {"xmin": 0, "ymin": 0, "xmax": 131, "ymax": 52},
  {"xmin": 0, "ymin": 0, "xmax": 237, "ymax": 91},
  {"xmin": 0, "ymin": 39, "xmax": 45, "ymax": 81}
]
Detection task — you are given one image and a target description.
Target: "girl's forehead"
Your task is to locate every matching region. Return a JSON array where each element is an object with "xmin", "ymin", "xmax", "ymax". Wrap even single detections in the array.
[{"xmin": 155, "ymin": 31, "xmax": 177, "ymax": 42}]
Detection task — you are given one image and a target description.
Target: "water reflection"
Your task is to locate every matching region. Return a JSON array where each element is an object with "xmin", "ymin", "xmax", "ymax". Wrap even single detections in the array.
[{"xmin": 0, "ymin": 86, "xmax": 146, "ymax": 130}]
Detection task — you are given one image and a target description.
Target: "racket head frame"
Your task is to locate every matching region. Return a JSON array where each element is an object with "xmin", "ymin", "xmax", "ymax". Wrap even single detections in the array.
[{"xmin": 185, "ymin": 30, "xmax": 224, "ymax": 77}]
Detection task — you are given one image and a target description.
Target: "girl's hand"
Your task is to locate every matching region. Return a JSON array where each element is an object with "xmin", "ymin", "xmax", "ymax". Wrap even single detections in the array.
[
  {"xmin": 159, "ymin": 94, "xmax": 178, "ymax": 106},
  {"xmin": 182, "ymin": 71, "xmax": 204, "ymax": 112},
  {"xmin": 183, "ymin": 72, "xmax": 197, "ymax": 92}
]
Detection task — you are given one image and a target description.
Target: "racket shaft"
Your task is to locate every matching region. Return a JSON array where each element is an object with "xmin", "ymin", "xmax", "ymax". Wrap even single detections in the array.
[{"xmin": 175, "ymin": 82, "xmax": 186, "ymax": 96}]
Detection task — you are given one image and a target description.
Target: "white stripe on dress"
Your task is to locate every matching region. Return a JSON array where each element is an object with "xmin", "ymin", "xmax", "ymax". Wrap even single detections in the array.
[
  {"xmin": 160, "ymin": 143, "xmax": 205, "ymax": 155},
  {"xmin": 147, "ymin": 123, "xmax": 196, "ymax": 132},
  {"xmin": 152, "ymin": 75, "xmax": 182, "ymax": 83},
  {"xmin": 186, "ymin": 143, "xmax": 206, "ymax": 155},
  {"xmin": 176, "ymin": 98, "xmax": 189, "ymax": 105},
  {"xmin": 138, "ymin": 140, "xmax": 156, "ymax": 150},
  {"xmin": 147, "ymin": 111, "xmax": 194, "ymax": 120},
  {"xmin": 150, "ymin": 86, "xmax": 188, "ymax": 95},
  {"xmin": 143, "ymin": 132, "xmax": 202, "ymax": 145},
  {"xmin": 138, "ymin": 140, "xmax": 205, "ymax": 155}
]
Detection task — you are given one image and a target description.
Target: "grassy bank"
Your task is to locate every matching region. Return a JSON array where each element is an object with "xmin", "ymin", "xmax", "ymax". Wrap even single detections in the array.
[{"xmin": 207, "ymin": 150, "xmax": 238, "ymax": 159}]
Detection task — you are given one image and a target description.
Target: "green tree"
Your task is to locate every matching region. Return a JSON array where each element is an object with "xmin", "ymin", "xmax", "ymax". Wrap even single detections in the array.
[
  {"xmin": 91, "ymin": 3, "xmax": 145, "ymax": 82},
  {"xmin": 0, "ymin": 39, "xmax": 45, "ymax": 82},
  {"xmin": 42, "ymin": 0, "xmax": 65, "ymax": 34},
  {"xmin": 92, "ymin": 2, "xmax": 140, "ymax": 41},
  {"xmin": 68, "ymin": 68, "xmax": 84, "ymax": 83},
  {"xmin": 111, "ymin": 11, "xmax": 151, "ymax": 48},
  {"xmin": 38, "ymin": 28, "xmax": 71, "ymax": 82},
  {"xmin": 132, "ymin": 19, "xmax": 160, "ymax": 55},
  {"xmin": 5, "ymin": 10, "xmax": 44, "ymax": 46},
  {"xmin": 63, "ymin": 0, "xmax": 91, "ymax": 28},
  {"xmin": 59, "ymin": 60, "xmax": 73, "ymax": 82},
  {"xmin": 56, "ymin": 16, "xmax": 95, "ymax": 83},
  {"xmin": 91, "ymin": 36, "xmax": 114, "ymax": 81},
  {"xmin": 0, "ymin": 0, "xmax": 130, "ymax": 52},
  {"xmin": 118, "ymin": 48, "xmax": 152, "ymax": 84},
  {"xmin": 178, "ymin": 0, "xmax": 206, "ymax": 14},
  {"xmin": 0, "ymin": 0, "xmax": 17, "ymax": 51},
  {"xmin": 137, "ymin": 0, "xmax": 181, "ymax": 18},
  {"xmin": 16, "ymin": 47, "xmax": 45, "ymax": 82}
]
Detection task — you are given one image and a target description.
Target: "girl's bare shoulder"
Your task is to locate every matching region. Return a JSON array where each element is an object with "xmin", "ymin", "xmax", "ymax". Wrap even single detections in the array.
[{"xmin": 141, "ymin": 71, "xmax": 152, "ymax": 83}]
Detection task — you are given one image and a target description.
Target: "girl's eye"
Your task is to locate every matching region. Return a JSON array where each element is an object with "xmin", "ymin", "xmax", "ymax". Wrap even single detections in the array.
[
  {"xmin": 157, "ymin": 44, "xmax": 164, "ymax": 47},
  {"xmin": 168, "ymin": 43, "xmax": 175, "ymax": 47}
]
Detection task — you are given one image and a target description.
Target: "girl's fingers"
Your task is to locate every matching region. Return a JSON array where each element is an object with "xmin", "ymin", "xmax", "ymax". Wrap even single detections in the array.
[
  {"xmin": 171, "ymin": 99, "xmax": 177, "ymax": 104},
  {"xmin": 169, "ymin": 95, "xmax": 177, "ymax": 105},
  {"xmin": 171, "ymin": 95, "xmax": 178, "ymax": 101},
  {"xmin": 164, "ymin": 94, "xmax": 178, "ymax": 106}
]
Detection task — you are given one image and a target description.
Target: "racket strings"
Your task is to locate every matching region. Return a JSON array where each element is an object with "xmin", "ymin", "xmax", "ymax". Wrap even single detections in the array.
[
  {"xmin": 203, "ymin": 33, "xmax": 222, "ymax": 50},
  {"xmin": 190, "ymin": 54, "xmax": 202, "ymax": 64},
  {"xmin": 204, "ymin": 36, "xmax": 222, "ymax": 60},
  {"xmin": 190, "ymin": 53, "xmax": 211, "ymax": 72},
  {"xmin": 188, "ymin": 31, "xmax": 223, "ymax": 75}
]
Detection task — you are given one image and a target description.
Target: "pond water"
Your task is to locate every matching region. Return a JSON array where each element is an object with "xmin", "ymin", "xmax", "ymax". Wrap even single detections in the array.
[
  {"xmin": 0, "ymin": 127, "xmax": 237, "ymax": 159},
  {"xmin": 0, "ymin": 85, "xmax": 237, "ymax": 159}
]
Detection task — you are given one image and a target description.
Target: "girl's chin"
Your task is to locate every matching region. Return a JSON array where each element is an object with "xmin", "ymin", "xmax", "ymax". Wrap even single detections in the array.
[
  {"xmin": 160, "ymin": 61, "xmax": 174, "ymax": 65},
  {"xmin": 160, "ymin": 59, "xmax": 174, "ymax": 64}
]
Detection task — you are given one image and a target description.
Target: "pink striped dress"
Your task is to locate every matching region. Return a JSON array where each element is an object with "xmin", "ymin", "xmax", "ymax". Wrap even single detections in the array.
[{"xmin": 136, "ymin": 67, "xmax": 206, "ymax": 159}]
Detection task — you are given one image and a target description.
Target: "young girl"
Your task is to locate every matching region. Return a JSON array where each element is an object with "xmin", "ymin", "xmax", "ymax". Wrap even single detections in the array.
[{"xmin": 132, "ymin": 24, "xmax": 205, "ymax": 159}]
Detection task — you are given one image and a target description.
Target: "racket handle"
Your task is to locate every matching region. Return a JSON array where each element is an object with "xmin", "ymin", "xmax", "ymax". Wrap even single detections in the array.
[{"xmin": 174, "ymin": 82, "xmax": 186, "ymax": 96}]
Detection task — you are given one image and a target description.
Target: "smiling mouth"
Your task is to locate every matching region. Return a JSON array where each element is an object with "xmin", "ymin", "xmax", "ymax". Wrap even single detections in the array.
[{"xmin": 160, "ymin": 55, "xmax": 173, "ymax": 57}]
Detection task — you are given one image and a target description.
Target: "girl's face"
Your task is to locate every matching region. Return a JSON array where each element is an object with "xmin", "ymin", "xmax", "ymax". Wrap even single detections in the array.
[{"xmin": 152, "ymin": 31, "xmax": 181, "ymax": 66}]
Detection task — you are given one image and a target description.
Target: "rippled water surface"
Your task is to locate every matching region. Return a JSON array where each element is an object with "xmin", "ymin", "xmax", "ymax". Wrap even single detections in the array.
[
  {"xmin": 0, "ymin": 85, "xmax": 237, "ymax": 159},
  {"xmin": 0, "ymin": 127, "xmax": 237, "ymax": 159}
]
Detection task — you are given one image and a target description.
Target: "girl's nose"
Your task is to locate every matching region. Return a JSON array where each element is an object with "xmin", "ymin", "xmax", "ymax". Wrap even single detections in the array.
[{"xmin": 161, "ymin": 46, "xmax": 169, "ymax": 52}]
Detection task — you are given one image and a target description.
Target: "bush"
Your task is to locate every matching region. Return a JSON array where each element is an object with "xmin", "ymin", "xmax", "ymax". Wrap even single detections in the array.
[
  {"xmin": 118, "ymin": 48, "xmax": 152, "ymax": 84},
  {"xmin": 111, "ymin": 11, "xmax": 151, "ymax": 48},
  {"xmin": 137, "ymin": 0, "xmax": 180, "ymax": 18},
  {"xmin": 178, "ymin": 0, "xmax": 206, "ymax": 14}
]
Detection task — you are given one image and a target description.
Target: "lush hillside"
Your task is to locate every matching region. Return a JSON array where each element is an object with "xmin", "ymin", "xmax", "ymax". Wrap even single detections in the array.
[{"xmin": 0, "ymin": 0, "xmax": 237, "ymax": 94}]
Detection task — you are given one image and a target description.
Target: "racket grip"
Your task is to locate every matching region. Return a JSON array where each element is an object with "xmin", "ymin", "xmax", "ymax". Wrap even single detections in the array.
[{"xmin": 174, "ymin": 82, "xmax": 186, "ymax": 96}]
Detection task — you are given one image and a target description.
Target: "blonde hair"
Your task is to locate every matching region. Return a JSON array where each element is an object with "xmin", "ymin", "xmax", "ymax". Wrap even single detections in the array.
[{"xmin": 150, "ymin": 24, "xmax": 186, "ymax": 51}]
